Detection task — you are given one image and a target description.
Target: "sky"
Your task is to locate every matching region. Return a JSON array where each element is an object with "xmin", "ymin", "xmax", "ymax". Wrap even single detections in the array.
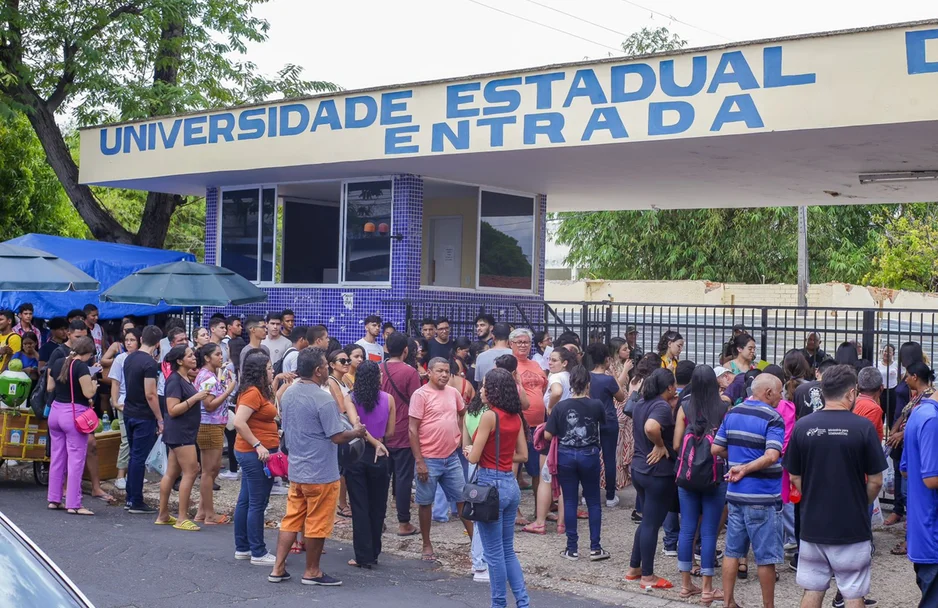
[{"xmin": 244, "ymin": 0, "xmax": 937, "ymax": 92}]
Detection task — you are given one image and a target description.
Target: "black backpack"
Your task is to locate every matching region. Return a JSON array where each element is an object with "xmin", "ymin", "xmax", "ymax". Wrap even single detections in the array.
[
  {"xmin": 674, "ymin": 423, "xmax": 721, "ymax": 491},
  {"xmin": 30, "ymin": 367, "xmax": 52, "ymax": 419},
  {"xmin": 273, "ymin": 348, "xmax": 296, "ymax": 375}
]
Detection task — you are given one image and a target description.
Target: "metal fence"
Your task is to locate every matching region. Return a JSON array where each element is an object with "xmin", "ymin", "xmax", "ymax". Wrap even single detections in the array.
[{"xmin": 402, "ymin": 299, "xmax": 938, "ymax": 366}]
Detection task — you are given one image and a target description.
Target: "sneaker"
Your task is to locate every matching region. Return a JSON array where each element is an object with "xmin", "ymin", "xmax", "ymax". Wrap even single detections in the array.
[
  {"xmin": 606, "ymin": 496, "xmax": 620, "ymax": 508},
  {"xmin": 694, "ymin": 549, "xmax": 724, "ymax": 562},
  {"xmin": 662, "ymin": 548, "xmax": 678, "ymax": 557},
  {"xmin": 789, "ymin": 555, "xmax": 799, "ymax": 572},
  {"xmin": 630, "ymin": 510, "xmax": 643, "ymax": 523},
  {"xmin": 213, "ymin": 482, "xmax": 221, "ymax": 491},
  {"xmin": 302, "ymin": 573, "xmax": 342, "ymax": 586},
  {"xmin": 234, "ymin": 550, "xmax": 252, "ymax": 560},
  {"xmin": 590, "ymin": 548, "xmax": 611, "ymax": 562},
  {"xmin": 114, "ymin": 478, "xmax": 127, "ymax": 490},
  {"xmin": 473, "ymin": 569, "xmax": 490, "ymax": 583},
  {"xmin": 784, "ymin": 542, "xmax": 798, "ymax": 552},
  {"xmin": 218, "ymin": 470, "xmax": 240, "ymax": 481},
  {"xmin": 127, "ymin": 504, "xmax": 157, "ymax": 515},
  {"xmin": 268, "ymin": 570, "xmax": 291, "ymax": 583},
  {"xmin": 560, "ymin": 549, "xmax": 579, "ymax": 561},
  {"xmin": 251, "ymin": 552, "xmax": 277, "ymax": 566},
  {"xmin": 269, "ymin": 484, "xmax": 289, "ymax": 496}
]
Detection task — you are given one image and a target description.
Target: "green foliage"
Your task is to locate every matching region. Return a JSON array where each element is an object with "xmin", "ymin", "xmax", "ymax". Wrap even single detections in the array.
[
  {"xmin": 0, "ymin": 114, "xmax": 86, "ymax": 240},
  {"xmin": 621, "ymin": 26, "xmax": 688, "ymax": 55},
  {"xmin": 479, "ymin": 222, "xmax": 533, "ymax": 278},
  {"xmin": 95, "ymin": 187, "xmax": 206, "ymax": 259},
  {"xmin": 864, "ymin": 206, "xmax": 938, "ymax": 292}
]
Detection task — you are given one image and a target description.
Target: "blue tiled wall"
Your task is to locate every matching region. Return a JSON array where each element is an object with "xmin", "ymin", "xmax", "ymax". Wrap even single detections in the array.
[{"xmin": 204, "ymin": 176, "xmax": 546, "ymax": 344}]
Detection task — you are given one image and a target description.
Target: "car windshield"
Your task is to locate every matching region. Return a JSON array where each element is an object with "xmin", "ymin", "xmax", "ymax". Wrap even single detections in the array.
[{"xmin": 0, "ymin": 518, "xmax": 88, "ymax": 607}]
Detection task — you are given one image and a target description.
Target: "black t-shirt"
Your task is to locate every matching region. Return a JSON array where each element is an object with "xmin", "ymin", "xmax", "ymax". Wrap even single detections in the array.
[
  {"xmin": 793, "ymin": 380, "xmax": 825, "ymax": 420},
  {"xmin": 50, "ymin": 358, "xmax": 91, "ymax": 406},
  {"xmin": 428, "ymin": 339, "xmax": 455, "ymax": 361},
  {"xmin": 38, "ymin": 341, "xmax": 63, "ymax": 364},
  {"xmin": 162, "ymin": 372, "xmax": 200, "ymax": 445},
  {"xmin": 589, "ymin": 372, "xmax": 620, "ymax": 430},
  {"xmin": 800, "ymin": 348, "xmax": 828, "ymax": 369},
  {"xmin": 123, "ymin": 351, "xmax": 160, "ymax": 420},
  {"xmin": 45, "ymin": 343, "xmax": 71, "ymax": 369},
  {"xmin": 631, "ymin": 396, "xmax": 676, "ymax": 477},
  {"xmin": 545, "ymin": 397, "xmax": 605, "ymax": 448},
  {"xmin": 783, "ymin": 410, "xmax": 888, "ymax": 544}
]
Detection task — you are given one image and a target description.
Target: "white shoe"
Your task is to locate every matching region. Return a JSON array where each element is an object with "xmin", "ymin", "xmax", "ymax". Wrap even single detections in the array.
[
  {"xmin": 114, "ymin": 478, "xmax": 127, "ymax": 490},
  {"xmin": 218, "ymin": 470, "xmax": 240, "ymax": 481},
  {"xmin": 662, "ymin": 548, "xmax": 678, "ymax": 557},
  {"xmin": 784, "ymin": 542, "xmax": 798, "ymax": 552},
  {"xmin": 473, "ymin": 569, "xmax": 490, "ymax": 583},
  {"xmin": 250, "ymin": 552, "xmax": 277, "ymax": 566},
  {"xmin": 234, "ymin": 550, "xmax": 252, "ymax": 560},
  {"xmin": 606, "ymin": 496, "xmax": 620, "ymax": 508}
]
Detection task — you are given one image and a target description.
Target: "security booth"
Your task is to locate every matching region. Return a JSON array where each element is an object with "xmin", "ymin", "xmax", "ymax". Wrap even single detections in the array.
[{"xmin": 78, "ymin": 20, "xmax": 938, "ymax": 344}]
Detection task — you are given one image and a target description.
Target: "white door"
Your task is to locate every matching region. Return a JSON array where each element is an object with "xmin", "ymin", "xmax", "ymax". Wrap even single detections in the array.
[{"xmin": 430, "ymin": 216, "xmax": 462, "ymax": 287}]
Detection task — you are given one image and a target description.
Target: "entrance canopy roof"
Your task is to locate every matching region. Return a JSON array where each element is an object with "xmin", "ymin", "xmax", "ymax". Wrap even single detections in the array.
[{"xmin": 79, "ymin": 20, "xmax": 938, "ymax": 211}]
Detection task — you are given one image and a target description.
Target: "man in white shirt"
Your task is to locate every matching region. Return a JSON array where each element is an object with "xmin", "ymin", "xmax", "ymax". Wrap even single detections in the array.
[
  {"xmin": 83, "ymin": 303, "xmax": 106, "ymax": 362},
  {"xmin": 261, "ymin": 312, "xmax": 292, "ymax": 365},
  {"xmin": 281, "ymin": 326, "xmax": 308, "ymax": 374},
  {"xmin": 356, "ymin": 315, "xmax": 384, "ymax": 363}
]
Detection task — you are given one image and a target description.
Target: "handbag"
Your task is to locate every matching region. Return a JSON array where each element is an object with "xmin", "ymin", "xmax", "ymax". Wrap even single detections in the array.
[
  {"xmin": 68, "ymin": 359, "xmax": 100, "ymax": 434},
  {"xmin": 461, "ymin": 411, "xmax": 501, "ymax": 523},
  {"xmin": 267, "ymin": 451, "xmax": 289, "ymax": 478}
]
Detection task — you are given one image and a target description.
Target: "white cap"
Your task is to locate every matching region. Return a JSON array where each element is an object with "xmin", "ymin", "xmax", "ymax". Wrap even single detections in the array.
[{"xmin": 713, "ymin": 366, "xmax": 733, "ymax": 377}]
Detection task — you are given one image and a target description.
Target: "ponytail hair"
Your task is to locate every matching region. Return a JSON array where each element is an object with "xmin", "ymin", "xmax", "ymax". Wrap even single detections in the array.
[
  {"xmin": 568, "ymin": 364, "xmax": 590, "ymax": 395},
  {"xmin": 57, "ymin": 336, "xmax": 95, "ymax": 384},
  {"xmin": 641, "ymin": 368, "xmax": 676, "ymax": 401}
]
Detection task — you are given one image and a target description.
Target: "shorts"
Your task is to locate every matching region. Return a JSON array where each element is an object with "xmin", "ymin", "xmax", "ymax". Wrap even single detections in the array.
[
  {"xmin": 197, "ymin": 424, "xmax": 225, "ymax": 450},
  {"xmin": 797, "ymin": 540, "xmax": 872, "ymax": 599},
  {"xmin": 725, "ymin": 503, "xmax": 784, "ymax": 566},
  {"xmin": 164, "ymin": 442, "xmax": 195, "ymax": 451},
  {"xmin": 524, "ymin": 439, "xmax": 541, "ymax": 478},
  {"xmin": 415, "ymin": 451, "xmax": 466, "ymax": 506},
  {"xmin": 280, "ymin": 481, "xmax": 341, "ymax": 538}
]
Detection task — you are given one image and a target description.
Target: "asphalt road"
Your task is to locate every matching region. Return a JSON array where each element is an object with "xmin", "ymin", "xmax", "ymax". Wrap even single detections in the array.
[{"xmin": 1, "ymin": 480, "xmax": 609, "ymax": 608}]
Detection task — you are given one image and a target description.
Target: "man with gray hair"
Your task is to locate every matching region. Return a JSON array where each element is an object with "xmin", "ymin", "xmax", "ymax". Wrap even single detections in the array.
[
  {"xmin": 854, "ymin": 366, "xmax": 885, "ymax": 442},
  {"xmin": 510, "ymin": 327, "xmax": 547, "ymax": 500},
  {"xmin": 409, "ymin": 356, "xmax": 472, "ymax": 561}
]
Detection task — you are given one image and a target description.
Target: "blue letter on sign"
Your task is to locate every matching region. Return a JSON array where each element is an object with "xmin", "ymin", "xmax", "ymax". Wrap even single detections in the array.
[
  {"xmin": 906, "ymin": 29, "xmax": 938, "ymax": 74},
  {"xmin": 381, "ymin": 90, "xmax": 413, "ymax": 125},
  {"xmin": 183, "ymin": 116, "xmax": 207, "ymax": 146},
  {"xmin": 279, "ymin": 104, "xmax": 310, "ymax": 136},
  {"xmin": 447, "ymin": 83, "xmax": 481, "ymax": 118},
  {"xmin": 610, "ymin": 64, "xmax": 656, "ymax": 103},
  {"xmin": 477, "ymin": 116, "xmax": 516, "ymax": 147},
  {"xmin": 581, "ymin": 107, "xmax": 627, "ymax": 141},
  {"xmin": 763, "ymin": 47, "xmax": 816, "ymax": 88},
  {"xmin": 385, "ymin": 125, "xmax": 420, "ymax": 154},
  {"xmin": 711, "ymin": 94, "xmax": 764, "ymax": 131},
  {"xmin": 431, "ymin": 121, "xmax": 470, "ymax": 152},
  {"xmin": 660, "ymin": 57, "xmax": 707, "ymax": 97},
  {"xmin": 346, "ymin": 96, "xmax": 378, "ymax": 129},
  {"xmin": 707, "ymin": 51, "xmax": 759, "ymax": 93},
  {"xmin": 524, "ymin": 72, "xmax": 565, "ymax": 110},
  {"xmin": 648, "ymin": 102, "xmax": 695, "ymax": 136},
  {"xmin": 563, "ymin": 69, "xmax": 607, "ymax": 107},
  {"xmin": 523, "ymin": 113, "xmax": 565, "ymax": 145},
  {"xmin": 100, "ymin": 127, "xmax": 122, "ymax": 156},
  {"xmin": 483, "ymin": 77, "xmax": 522, "ymax": 116}
]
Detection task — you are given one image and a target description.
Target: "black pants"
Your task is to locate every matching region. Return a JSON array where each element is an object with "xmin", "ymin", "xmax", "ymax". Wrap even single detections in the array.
[
  {"xmin": 600, "ymin": 430, "xmax": 618, "ymax": 501},
  {"xmin": 630, "ymin": 470, "xmax": 676, "ymax": 576},
  {"xmin": 224, "ymin": 427, "xmax": 239, "ymax": 473},
  {"xmin": 388, "ymin": 447, "xmax": 415, "ymax": 524},
  {"xmin": 346, "ymin": 444, "xmax": 391, "ymax": 565},
  {"xmin": 881, "ymin": 388, "xmax": 897, "ymax": 425}
]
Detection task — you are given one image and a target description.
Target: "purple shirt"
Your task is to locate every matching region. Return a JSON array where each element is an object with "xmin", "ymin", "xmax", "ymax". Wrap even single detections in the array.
[
  {"xmin": 195, "ymin": 367, "xmax": 232, "ymax": 425},
  {"xmin": 354, "ymin": 390, "xmax": 391, "ymax": 441}
]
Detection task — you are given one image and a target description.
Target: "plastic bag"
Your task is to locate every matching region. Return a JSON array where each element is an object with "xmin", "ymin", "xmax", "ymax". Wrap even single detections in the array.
[
  {"xmin": 883, "ymin": 453, "xmax": 895, "ymax": 495},
  {"xmin": 145, "ymin": 438, "xmax": 167, "ymax": 477},
  {"xmin": 871, "ymin": 498, "xmax": 884, "ymax": 528}
]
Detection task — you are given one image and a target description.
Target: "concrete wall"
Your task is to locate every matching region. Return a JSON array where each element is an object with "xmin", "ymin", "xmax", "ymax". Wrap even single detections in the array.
[{"xmin": 546, "ymin": 279, "xmax": 938, "ymax": 310}]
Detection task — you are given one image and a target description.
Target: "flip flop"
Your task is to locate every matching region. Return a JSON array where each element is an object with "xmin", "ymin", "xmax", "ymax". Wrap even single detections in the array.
[
  {"xmin": 556, "ymin": 523, "xmax": 566, "ymax": 534},
  {"xmin": 701, "ymin": 589, "xmax": 725, "ymax": 605},
  {"xmin": 67, "ymin": 508, "xmax": 94, "ymax": 516},
  {"xmin": 521, "ymin": 522, "xmax": 546, "ymax": 535},
  {"xmin": 397, "ymin": 528, "xmax": 419, "ymax": 537},
  {"xmin": 290, "ymin": 541, "xmax": 305, "ymax": 554},
  {"xmin": 336, "ymin": 506, "xmax": 353, "ymax": 518},
  {"xmin": 203, "ymin": 515, "xmax": 230, "ymax": 525},
  {"xmin": 680, "ymin": 586, "xmax": 702, "ymax": 598},
  {"xmin": 421, "ymin": 553, "xmax": 437, "ymax": 562},
  {"xmin": 624, "ymin": 574, "xmax": 642, "ymax": 581},
  {"xmin": 173, "ymin": 519, "xmax": 201, "ymax": 531},
  {"xmin": 890, "ymin": 542, "xmax": 906, "ymax": 556},
  {"xmin": 640, "ymin": 578, "xmax": 673, "ymax": 591},
  {"xmin": 92, "ymin": 493, "xmax": 115, "ymax": 503},
  {"xmin": 47, "ymin": 502, "xmax": 65, "ymax": 510},
  {"xmin": 737, "ymin": 564, "xmax": 748, "ymax": 580},
  {"xmin": 154, "ymin": 515, "xmax": 178, "ymax": 526}
]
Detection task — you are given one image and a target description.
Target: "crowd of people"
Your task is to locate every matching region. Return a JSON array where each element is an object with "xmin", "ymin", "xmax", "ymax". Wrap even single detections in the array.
[{"xmin": 3, "ymin": 303, "xmax": 935, "ymax": 608}]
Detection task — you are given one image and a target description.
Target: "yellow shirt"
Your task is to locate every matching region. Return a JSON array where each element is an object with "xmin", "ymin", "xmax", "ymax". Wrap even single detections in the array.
[
  {"xmin": 661, "ymin": 355, "xmax": 678, "ymax": 373},
  {"xmin": 0, "ymin": 331, "xmax": 22, "ymax": 370}
]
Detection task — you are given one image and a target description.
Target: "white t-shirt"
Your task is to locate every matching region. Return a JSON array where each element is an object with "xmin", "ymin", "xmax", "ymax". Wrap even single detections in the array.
[
  {"xmin": 262, "ymin": 335, "xmax": 292, "ymax": 365},
  {"xmin": 532, "ymin": 346, "xmax": 553, "ymax": 371},
  {"xmin": 356, "ymin": 338, "xmax": 384, "ymax": 363},
  {"xmin": 544, "ymin": 370, "xmax": 571, "ymax": 410},
  {"xmin": 282, "ymin": 348, "xmax": 300, "ymax": 374},
  {"xmin": 90, "ymin": 323, "xmax": 103, "ymax": 361},
  {"xmin": 108, "ymin": 352, "xmax": 128, "ymax": 405},
  {"xmin": 877, "ymin": 362, "xmax": 900, "ymax": 390}
]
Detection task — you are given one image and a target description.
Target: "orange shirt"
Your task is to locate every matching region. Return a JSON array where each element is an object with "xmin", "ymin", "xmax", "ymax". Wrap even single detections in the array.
[
  {"xmin": 854, "ymin": 394, "xmax": 884, "ymax": 441},
  {"xmin": 516, "ymin": 358, "xmax": 547, "ymax": 427},
  {"xmin": 234, "ymin": 386, "xmax": 280, "ymax": 452}
]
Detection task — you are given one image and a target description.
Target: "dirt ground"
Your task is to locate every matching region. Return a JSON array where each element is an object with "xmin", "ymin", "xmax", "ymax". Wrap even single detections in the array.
[{"xmin": 2, "ymin": 462, "xmax": 920, "ymax": 608}]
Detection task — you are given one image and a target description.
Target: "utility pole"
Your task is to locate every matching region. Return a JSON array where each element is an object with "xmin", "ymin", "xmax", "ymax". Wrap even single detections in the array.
[{"xmin": 797, "ymin": 205, "xmax": 809, "ymax": 307}]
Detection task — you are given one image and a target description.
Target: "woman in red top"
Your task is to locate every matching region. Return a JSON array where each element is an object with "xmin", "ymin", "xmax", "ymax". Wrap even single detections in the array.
[{"xmin": 466, "ymin": 368, "xmax": 529, "ymax": 608}]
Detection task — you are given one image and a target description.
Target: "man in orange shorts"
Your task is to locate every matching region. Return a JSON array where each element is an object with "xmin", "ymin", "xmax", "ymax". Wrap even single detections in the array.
[{"xmin": 268, "ymin": 347, "xmax": 366, "ymax": 586}]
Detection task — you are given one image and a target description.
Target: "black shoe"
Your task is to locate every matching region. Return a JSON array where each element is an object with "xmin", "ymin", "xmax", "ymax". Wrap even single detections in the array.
[
  {"xmin": 268, "ymin": 571, "xmax": 291, "ymax": 583},
  {"xmin": 837, "ymin": 599, "xmax": 877, "ymax": 607},
  {"xmin": 127, "ymin": 504, "xmax": 157, "ymax": 515},
  {"xmin": 630, "ymin": 510, "xmax": 643, "ymax": 523},
  {"xmin": 213, "ymin": 482, "xmax": 220, "ymax": 491},
  {"xmin": 589, "ymin": 548, "xmax": 611, "ymax": 562},
  {"xmin": 560, "ymin": 549, "xmax": 579, "ymax": 561},
  {"xmin": 173, "ymin": 479, "xmax": 180, "ymax": 492},
  {"xmin": 302, "ymin": 573, "xmax": 341, "ymax": 586},
  {"xmin": 788, "ymin": 554, "xmax": 798, "ymax": 572}
]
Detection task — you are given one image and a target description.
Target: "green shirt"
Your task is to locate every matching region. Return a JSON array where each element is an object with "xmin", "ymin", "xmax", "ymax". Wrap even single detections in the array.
[{"xmin": 465, "ymin": 407, "xmax": 487, "ymax": 438}]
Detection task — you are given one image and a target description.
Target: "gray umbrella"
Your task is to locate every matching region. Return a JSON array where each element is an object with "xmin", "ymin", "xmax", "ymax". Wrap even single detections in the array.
[
  {"xmin": 99, "ymin": 261, "xmax": 268, "ymax": 306},
  {"xmin": 0, "ymin": 242, "xmax": 99, "ymax": 291}
]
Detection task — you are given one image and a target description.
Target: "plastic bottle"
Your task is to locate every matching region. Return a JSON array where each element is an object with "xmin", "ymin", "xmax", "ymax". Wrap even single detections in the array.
[{"xmin": 101, "ymin": 413, "xmax": 110, "ymax": 432}]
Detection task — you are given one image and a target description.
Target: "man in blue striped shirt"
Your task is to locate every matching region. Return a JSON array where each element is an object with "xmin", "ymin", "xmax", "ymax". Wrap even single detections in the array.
[{"xmin": 713, "ymin": 373, "xmax": 786, "ymax": 608}]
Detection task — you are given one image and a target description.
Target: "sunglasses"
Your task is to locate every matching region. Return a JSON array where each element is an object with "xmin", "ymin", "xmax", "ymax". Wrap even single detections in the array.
[{"xmin": 334, "ymin": 358, "xmax": 351, "ymax": 365}]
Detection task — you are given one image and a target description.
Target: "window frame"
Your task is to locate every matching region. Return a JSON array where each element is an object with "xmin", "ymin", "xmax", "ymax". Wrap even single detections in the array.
[
  {"xmin": 217, "ymin": 183, "xmax": 278, "ymax": 284},
  {"xmin": 475, "ymin": 186, "xmax": 539, "ymax": 295}
]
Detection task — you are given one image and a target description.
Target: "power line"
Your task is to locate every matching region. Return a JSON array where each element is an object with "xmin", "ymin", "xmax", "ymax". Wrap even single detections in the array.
[
  {"xmin": 611, "ymin": 0, "xmax": 731, "ymax": 41},
  {"xmin": 463, "ymin": 0, "xmax": 623, "ymax": 54},
  {"xmin": 518, "ymin": 0, "xmax": 630, "ymax": 39}
]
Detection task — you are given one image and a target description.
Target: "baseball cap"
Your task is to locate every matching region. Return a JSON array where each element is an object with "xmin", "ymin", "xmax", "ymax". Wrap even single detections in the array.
[
  {"xmin": 625, "ymin": 325, "xmax": 638, "ymax": 334},
  {"xmin": 732, "ymin": 323, "xmax": 747, "ymax": 332},
  {"xmin": 713, "ymin": 366, "xmax": 733, "ymax": 377}
]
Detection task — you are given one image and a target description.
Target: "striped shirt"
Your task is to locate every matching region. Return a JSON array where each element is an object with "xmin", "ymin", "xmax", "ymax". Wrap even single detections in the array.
[{"xmin": 714, "ymin": 399, "xmax": 785, "ymax": 506}]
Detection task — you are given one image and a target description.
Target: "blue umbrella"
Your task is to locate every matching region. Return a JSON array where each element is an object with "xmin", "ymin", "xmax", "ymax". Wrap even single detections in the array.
[
  {"xmin": 0, "ymin": 242, "xmax": 99, "ymax": 292},
  {"xmin": 99, "ymin": 261, "xmax": 267, "ymax": 306}
]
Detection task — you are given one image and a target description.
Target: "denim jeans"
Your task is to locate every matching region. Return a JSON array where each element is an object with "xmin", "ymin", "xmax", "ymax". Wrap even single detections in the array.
[
  {"xmin": 467, "ymin": 463, "xmax": 487, "ymax": 573},
  {"xmin": 557, "ymin": 445, "xmax": 602, "ymax": 553},
  {"xmin": 600, "ymin": 430, "xmax": 618, "ymax": 501},
  {"xmin": 124, "ymin": 416, "xmax": 158, "ymax": 508},
  {"xmin": 234, "ymin": 449, "xmax": 275, "ymax": 558},
  {"xmin": 782, "ymin": 502, "xmax": 796, "ymax": 546},
  {"xmin": 414, "ymin": 450, "xmax": 465, "ymax": 506},
  {"xmin": 725, "ymin": 503, "xmax": 784, "ymax": 566},
  {"xmin": 434, "ymin": 450, "xmax": 469, "ymax": 520},
  {"xmin": 677, "ymin": 484, "xmax": 727, "ymax": 576},
  {"xmin": 663, "ymin": 511, "xmax": 680, "ymax": 551},
  {"xmin": 476, "ymin": 468, "xmax": 529, "ymax": 608},
  {"xmin": 915, "ymin": 563, "xmax": 938, "ymax": 608},
  {"xmin": 630, "ymin": 470, "xmax": 676, "ymax": 576}
]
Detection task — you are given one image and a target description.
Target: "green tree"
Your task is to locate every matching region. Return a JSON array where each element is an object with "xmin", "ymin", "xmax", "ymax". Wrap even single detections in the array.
[
  {"xmin": 621, "ymin": 26, "xmax": 687, "ymax": 55},
  {"xmin": 0, "ymin": 113, "xmax": 86, "ymax": 241},
  {"xmin": 0, "ymin": 1, "xmax": 337, "ymax": 248},
  {"xmin": 864, "ymin": 205, "xmax": 938, "ymax": 292},
  {"xmin": 479, "ymin": 222, "xmax": 533, "ymax": 278}
]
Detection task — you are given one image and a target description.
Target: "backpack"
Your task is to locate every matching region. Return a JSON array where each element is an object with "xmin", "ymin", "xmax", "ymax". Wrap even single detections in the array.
[
  {"xmin": 674, "ymin": 425, "xmax": 720, "ymax": 491},
  {"xmin": 30, "ymin": 367, "xmax": 52, "ymax": 419},
  {"xmin": 273, "ymin": 347, "xmax": 296, "ymax": 375}
]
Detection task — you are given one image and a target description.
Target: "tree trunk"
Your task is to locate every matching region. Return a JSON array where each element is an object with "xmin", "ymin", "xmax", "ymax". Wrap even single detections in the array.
[
  {"xmin": 24, "ymin": 97, "xmax": 135, "ymax": 244},
  {"xmin": 135, "ymin": 191, "xmax": 180, "ymax": 248}
]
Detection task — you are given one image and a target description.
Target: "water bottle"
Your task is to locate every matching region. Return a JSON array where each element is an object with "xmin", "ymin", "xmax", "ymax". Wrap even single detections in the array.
[
  {"xmin": 263, "ymin": 465, "xmax": 272, "ymax": 478},
  {"xmin": 101, "ymin": 413, "xmax": 110, "ymax": 432}
]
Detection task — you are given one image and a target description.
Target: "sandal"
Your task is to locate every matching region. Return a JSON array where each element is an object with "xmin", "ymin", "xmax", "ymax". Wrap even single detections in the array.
[
  {"xmin": 154, "ymin": 515, "xmax": 178, "ymax": 526},
  {"xmin": 337, "ymin": 505, "xmax": 353, "ymax": 518},
  {"xmin": 290, "ymin": 540, "xmax": 305, "ymax": 554},
  {"xmin": 203, "ymin": 515, "xmax": 230, "ymax": 525},
  {"xmin": 640, "ymin": 577, "xmax": 673, "ymax": 591},
  {"xmin": 47, "ymin": 502, "xmax": 65, "ymax": 510},
  {"xmin": 556, "ymin": 523, "xmax": 566, "ymax": 534},
  {"xmin": 737, "ymin": 563, "xmax": 748, "ymax": 580},
  {"xmin": 891, "ymin": 542, "xmax": 907, "ymax": 556},
  {"xmin": 701, "ymin": 589, "xmax": 725, "ymax": 605},
  {"xmin": 91, "ymin": 493, "xmax": 115, "ymax": 503},
  {"xmin": 691, "ymin": 566, "xmax": 702, "ymax": 577},
  {"xmin": 680, "ymin": 586, "xmax": 702, "ymax": 598},
  {"xmin": 521, "ymin": 522, "xmax": 546, "ymax": 535},
  {"xmin": 576, "ymin": 509, "xmax": 589, "ymax": 519},
  {"xmin": 173, "ymin": 519, "xmax": 201, "ymax": 531},
  {"xmin": 67, "ymin": 508, "xmax": 94, "ymax": 516}
]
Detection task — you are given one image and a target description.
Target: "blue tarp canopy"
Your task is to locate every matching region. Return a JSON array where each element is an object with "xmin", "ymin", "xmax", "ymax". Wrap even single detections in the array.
[{"xmin": 0, "ymin": 234, "xmax": 196, "ymax": 319}]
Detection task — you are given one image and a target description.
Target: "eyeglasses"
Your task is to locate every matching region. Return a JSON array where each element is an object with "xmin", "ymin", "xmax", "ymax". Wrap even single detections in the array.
[
  {"xmin": 335, "ymin": 358, "xmax": 351, "ymax": 365},
  {"xmin": 437, "ymin": 326, "xmax": 450, "ymax": 331},
  {"xmin": 512, "ymin": 341, "xmax": 531, "ymax": 346}
]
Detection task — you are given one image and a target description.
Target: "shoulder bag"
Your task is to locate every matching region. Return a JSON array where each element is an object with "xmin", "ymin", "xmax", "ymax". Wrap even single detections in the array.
[
  {"xmin": 461, "ymin": 411, "xmax": 501, "ymax": 523},
  {"xmin": 70, "ymin": 360, "xmax": 100, "ymax": 434}
]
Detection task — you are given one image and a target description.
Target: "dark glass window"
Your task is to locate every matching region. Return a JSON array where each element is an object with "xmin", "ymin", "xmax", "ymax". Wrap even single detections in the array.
[
  {"xmin": 479, "ymin": 191, "xmax": 534, "ymax": 290},
  {"xmin": 220, "ymin": 188, "xmax": 260, "ymax": 281},
  {"xmin": 344, "ymin": 180, "xmax": 393, "ymax": 283}
]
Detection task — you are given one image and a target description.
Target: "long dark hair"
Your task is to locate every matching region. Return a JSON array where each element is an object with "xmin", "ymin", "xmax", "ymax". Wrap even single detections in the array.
[
  {"xmin": 405, "ymin": 337, "xmax": 419, "ymax": 368},
  {"xmin": 569, "ymin": 364, "xmax": 590, "ymax": 395},
  {"xmin": 783, "ymin": 349, "xmax": 813, "ymax": 399},
  {"xmin": 899, "ymin": 341, "xmax": 924, "ymax": 369},
  {"xmin": 197, "ymin": 343, "xmax": 220, "ymax": 370},
  {"xmin": 834, "ymin": 342, "xmax": 859, "ymax": 366},
  {"xmin": 239, "ymin": 350, "xmax": 272, "ymax": 400},
  {"xmin": 165, "ymin": 345, "xmax": 190, "ymax": 372},
  {"xmin": 642, "ymin": 368, "xmax": 676, "ymax": 401},
  {"xmin": 552, "ymin": 347, "xmax": 577, "ymax": 372},
  {"xmin": 731, "ymin": 333, "xmax": 755, "ymax": 359},
  {"xmin": 482, "ymin": 368, "xmax": 522, "ymax": 415},
  {"xmin": 686, "ymin": 365, "xmax": 724, "ymax": 434},
  {"xmin": 657, "ymin": 330, "xmax": 683, "ymax": 357},
  {"xmin": 352, "ymin": 360, "xmax": 381, "ymax": 412},
  {"xmin": 56, "ymin": 336, "xmax": 94, "ymax": 384}
]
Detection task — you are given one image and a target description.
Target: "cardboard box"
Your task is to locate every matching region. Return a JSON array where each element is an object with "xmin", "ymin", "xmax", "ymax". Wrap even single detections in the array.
[
  {"xmin": 1, "ymin": 412, "xmax": 48, "ymax": 460},
  {"xmin": 84, "ymin": 430, "xmax": 121, "ymax": 481}
]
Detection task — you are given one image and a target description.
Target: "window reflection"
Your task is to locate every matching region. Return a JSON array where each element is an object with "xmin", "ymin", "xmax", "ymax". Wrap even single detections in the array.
[
  {"xmin": 344, "ymin": 180, "xmax": 393, "ymax": 283},
  {"xmin": 479, "ymin": 191, "xmax": 534, "ymax": 290},
  {"xmin": 220, "ymin": 188, "xmax": 260, "ymax": 281}
]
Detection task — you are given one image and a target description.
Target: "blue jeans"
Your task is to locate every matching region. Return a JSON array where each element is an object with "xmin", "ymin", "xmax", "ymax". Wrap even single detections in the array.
[
  {"xmin": 557, "ymin": 445, "xmax": 602, "ymax": 553},
  {"xmin": 725, "ymin": 503, "xmax": 784, "ymax": 566},
  {"xmin": 124, "ymin": 417, "xmax": 157, "ymax": 508},
  {"xmin": 433, "ymin": 450, "xmax": 469, "ymax": 521},
  {"xmin": 678, "ymin": 484, "xmax": 727, "ymax": 576},
  {"xmin": 415, "ymin": 450, "xmax": 465, "ymax": 506},
  {"xmin": 782, "ymin": 502, "xmax": 796, "ymax": 547},
  {"xmin": 663, "ymin": 511, "xmax": 680, "ymax": 551},
  {"xmin": 477, "ymin": 468, "xmax": 529, "ymax": 608},
  {"xmin": 468, "ymin": 463, "xmax": 487, "ymax": 572},
  {"xmin": 915, "ymin": 563, "xmax": 938, "ymax": 608},
  {"xmin": 234, "ymin": 449, "xmax": 275, "ymax": 558}
]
